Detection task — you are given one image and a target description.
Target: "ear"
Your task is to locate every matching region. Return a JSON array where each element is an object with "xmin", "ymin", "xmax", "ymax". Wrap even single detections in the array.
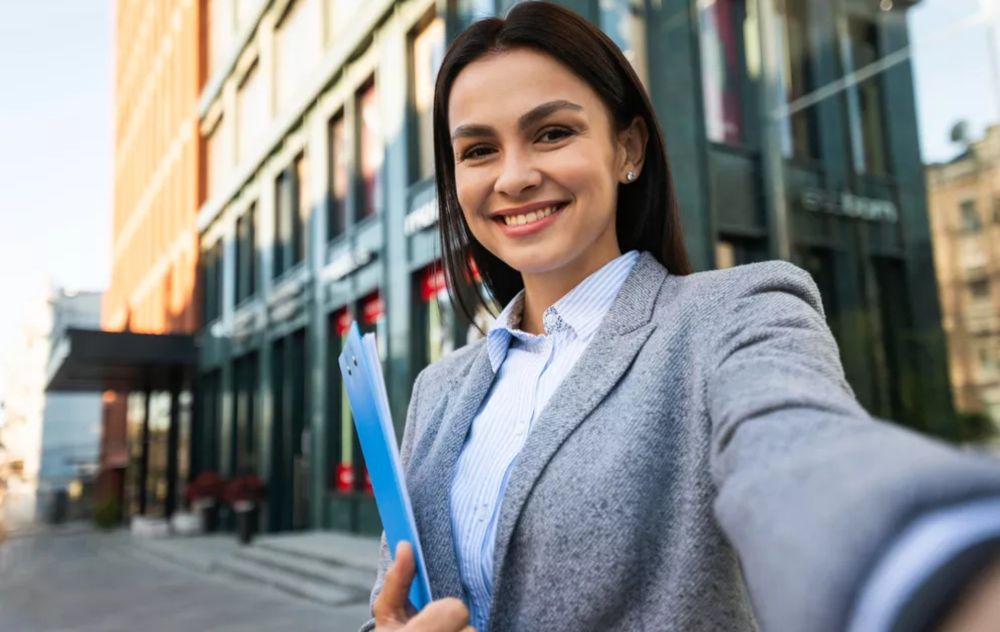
[{"xmin": 616, "ymin": 115, "xmax": 648, "ymax": 183}]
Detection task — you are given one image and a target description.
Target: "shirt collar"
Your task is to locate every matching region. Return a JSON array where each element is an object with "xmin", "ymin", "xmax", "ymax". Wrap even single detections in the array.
[{"xmin": 485, "ymin": 250, "xmax": 641, "ymax": 372}]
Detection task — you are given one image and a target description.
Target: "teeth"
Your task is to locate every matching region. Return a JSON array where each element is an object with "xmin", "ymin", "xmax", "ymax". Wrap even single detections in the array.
[{"xmin": 503, "ymin": 205, "xmax": 559, "ymax": 226}]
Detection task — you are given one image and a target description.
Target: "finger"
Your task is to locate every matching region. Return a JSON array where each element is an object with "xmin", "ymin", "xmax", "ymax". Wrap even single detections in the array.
[
  {"xmin": 405, "ymin": 597, "xmax": 470, "ymax": 632},
  {"xmin": 374, "ymin": 542, "xmax": 416, "ymax": 624}
]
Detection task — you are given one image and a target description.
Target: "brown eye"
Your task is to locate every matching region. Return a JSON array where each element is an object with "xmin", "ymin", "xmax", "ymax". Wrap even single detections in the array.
[
  {"xmin": 460, "ymin": 145, "xmax": 495, "ymax": 161},
  {"xmin": 537, "ymin": 127, "xmax": 573, "ymax": 143}
]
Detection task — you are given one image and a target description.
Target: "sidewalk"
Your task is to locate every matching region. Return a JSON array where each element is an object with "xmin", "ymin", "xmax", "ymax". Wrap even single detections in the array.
[{"xmin": 0, "ymin": 527, "xmax": 374, "ymax": 631}]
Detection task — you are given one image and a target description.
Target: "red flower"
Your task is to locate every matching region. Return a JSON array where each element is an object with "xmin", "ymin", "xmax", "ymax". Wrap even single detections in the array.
[
  {"xmin": 185, "ymin": 471, "xmax": 224, "ymax": 503},
  {"xmin": 223, "ymin": 474, "xmax": 267, "ymax": 506}
]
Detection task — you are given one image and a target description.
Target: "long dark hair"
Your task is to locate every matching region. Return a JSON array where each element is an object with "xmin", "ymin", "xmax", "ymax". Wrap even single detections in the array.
[{"xmin": 433, "ymin": 0, "xmax": 691, "ymax": 327}]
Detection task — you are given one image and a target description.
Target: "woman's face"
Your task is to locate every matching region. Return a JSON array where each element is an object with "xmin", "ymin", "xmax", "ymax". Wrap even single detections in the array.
[{"xmin": 447, "ymin": 47, "xmax": 643, "ymax": 282}]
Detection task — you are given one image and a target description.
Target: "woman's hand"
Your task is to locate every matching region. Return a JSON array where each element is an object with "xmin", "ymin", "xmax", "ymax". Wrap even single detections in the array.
[{"xmin": 373, "ymin": 541, "xmax": 475, "ymax": 632}]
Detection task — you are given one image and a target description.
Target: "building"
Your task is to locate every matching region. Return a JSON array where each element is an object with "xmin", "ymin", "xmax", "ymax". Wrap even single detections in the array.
[
  {"xmin": 46, "ymin": 0, "xmax": 953, "ymax": 535},
  {"xmin": 1, "ymin": 286, "xmax": 104, "ymax": 528},
  {"xmin": 46, "ymin": 0, "xmax": 202, "ymax": 523},
  {"xmin": 926, "ymin": 125, "xmax": 1000, "ymax": 428},
  {"xmin": 36, "ymin": 290, "xmax": 104, "ymax": 524},
  {"xmin": 0, "ymin": 280, "xmax": 53, "ymax": 531},
  {"xmin": 188, "ymin": 0, "xmax": 953, "ymax": 537}
]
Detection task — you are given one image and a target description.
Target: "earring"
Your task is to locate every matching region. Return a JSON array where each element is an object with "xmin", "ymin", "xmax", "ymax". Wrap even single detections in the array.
[{"xmin": 626, "ymin": 170, "xmax": 636, "ymax": 182}]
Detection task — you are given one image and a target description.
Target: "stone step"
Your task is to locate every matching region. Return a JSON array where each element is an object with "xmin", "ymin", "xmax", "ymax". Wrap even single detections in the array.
[
  {"xmin": 253, "ymin": 531, "xmax": 380, "ymax": 572},
  {"xmin": 215, "ymin": 554, "xmax": 368, "ymax": 607},
  {"xmin": 235, "ymin": 544, "xmax": 375, "ymax": 592}
]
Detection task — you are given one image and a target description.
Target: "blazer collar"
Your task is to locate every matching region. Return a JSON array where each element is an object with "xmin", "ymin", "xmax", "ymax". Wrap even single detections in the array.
[{"xmin": 408, "ymin": 251, "xmax": 668, "ymax": 604}]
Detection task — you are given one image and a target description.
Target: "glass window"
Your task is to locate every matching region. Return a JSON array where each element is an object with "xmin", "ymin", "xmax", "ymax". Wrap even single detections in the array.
[
  {"xmin": 969, "ymin": 278, "xmax": 990, "ymax": 300},
  {"xmin": 236, "ymin": 60, "xmax": 267, "ymax": 165},
  {"xmin": 235, "ymin": 204, "xmax": 257, "ymax": 304},
  {"xmin": 411, "ymin": 16, "xmax": 445, "ymax": 182},
  {"xmin": 274, "ymin": 169, "xmax": 291, "ymax": 278},
  {"xmin": 328, "ymin": 309, "xmax": 352, "ymax": 493},
  {"xmin": 960, "ymin": 199, "xmax": 982, "ymax": 233},
  {"xmin": 202, "ymin": 240, "xmax": 224, "ymax": 322},
  {"xmin": 358, "ymin": 80, "xmax": 383, "ymax": 220},
  {"xmin": 847, "ymin": 17, "xmax": 889, "ymax": 175},
  {"xmin": 294, "ymin": 153, "xmax": 308, "ymax": 264},
  {"xmin": 775, "ymin": 0, "xmax": 819, "ymax": 161},
  {"xmin": 328, "ymin": 112, "xmax": 348, "ymax": 240},
  {"xmin": 205, "ymin": 118, "xmax": 228, "ymax": 201},
  {"xmin": 600, "ymin": 0, "xmax": 649, "ymax": 87},
  {"xmin": 715, "ymin": 236, "xmax": 768, "ymax": 269},
  {"xmin": 699, "ymin": 0, "xmax": 749, "ymax": 145},
  {"xmin": 275, "ymin": 0, "xmax": 321, "ymax": 112},
  {"xmin": 273, "ymin": 153, "xmax": 307, "ymax": 279},
  {"xmin": 419, "ymin": 264, "xmax": 457, "ymax": 365}
]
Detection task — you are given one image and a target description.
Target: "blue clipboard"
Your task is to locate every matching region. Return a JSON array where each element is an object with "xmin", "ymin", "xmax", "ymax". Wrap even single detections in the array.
[{"xmin": 338, "ymin": 322, "xmax": 433, "ymax": 611}]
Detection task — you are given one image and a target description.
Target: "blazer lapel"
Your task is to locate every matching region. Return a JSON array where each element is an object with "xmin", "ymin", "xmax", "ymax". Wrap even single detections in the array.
[
  {"xmin": 490, "ymin": 253, "xmax": 667, "ymax": 592},
  {"xmin": 408, "ymin": 345, "xmax": 495, "ymax": 600}
]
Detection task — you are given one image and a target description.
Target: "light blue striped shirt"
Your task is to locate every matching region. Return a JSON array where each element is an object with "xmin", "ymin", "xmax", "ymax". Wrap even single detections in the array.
[{"xmin": 449, "ymin": 250, "xmax": 640, "ymax": 632}]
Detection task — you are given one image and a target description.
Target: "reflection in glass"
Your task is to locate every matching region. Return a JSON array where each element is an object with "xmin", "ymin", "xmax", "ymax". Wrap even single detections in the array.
[
  {"xmin": 699, "ymin": 0, "xmax": 748, "ymax": 145},
  {"xmin": 359, "ymin": 80, "xmax": 383, "ymax": 219},
  {"xmin": 846, "ymin": 17, "xmax": 889, "ymax": 175},
  {"xmin": 599, "ymin": 0, "xmax": 649, "ymax": 87},
  {"xmin": 328, "ymin": 113, "xmax": 348, "ymax": 239},
  {"xmin": 775, "ymin": 0, "xmax": 819, "ymax": 160},
  {"xmin": 412, "ymin": 16, "xmax": 446, "ymax": 182}
]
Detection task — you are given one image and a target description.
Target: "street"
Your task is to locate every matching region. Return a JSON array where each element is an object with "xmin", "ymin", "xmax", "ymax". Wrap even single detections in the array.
[{"xmin": 0, "ymin": 528, "xmax": 372, "ymax": 631}]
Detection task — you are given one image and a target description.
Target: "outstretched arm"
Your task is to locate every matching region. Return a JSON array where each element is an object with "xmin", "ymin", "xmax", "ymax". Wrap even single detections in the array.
[{"xmin": 707, "ymin": 261, "xmax": 1000, "ymax": 632}]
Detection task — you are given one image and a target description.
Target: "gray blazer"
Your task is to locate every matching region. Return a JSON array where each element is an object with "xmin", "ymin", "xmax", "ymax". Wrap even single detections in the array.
[{"xmin": 361, "ymin": 251, "xmax": 1000, "ymax": 632}]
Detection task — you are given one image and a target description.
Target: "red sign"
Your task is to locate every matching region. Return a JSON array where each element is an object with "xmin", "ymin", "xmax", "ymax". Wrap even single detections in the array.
[
  {"xmin": 362, "ymin": 292, "xmax": 384, "ymax": 325},
  {"xmin": 421, "ymin": 264, "xmax": 447, "ymax": 302},
  {"xmin": 335, "ymin": 463, "xmax": 355, "ymax": 493},
  {"xmin": 333, "ymin": 309, "xmax": 352, "ymax": 336}
]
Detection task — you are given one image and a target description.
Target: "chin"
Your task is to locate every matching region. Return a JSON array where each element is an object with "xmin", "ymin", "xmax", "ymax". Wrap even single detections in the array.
[{"xmin": 497, "ymin": 248, "xmax": 574, "ymax": 276}]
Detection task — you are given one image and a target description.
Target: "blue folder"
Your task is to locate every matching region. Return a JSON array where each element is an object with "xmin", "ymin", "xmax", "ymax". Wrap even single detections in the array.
[{"xmin": 338, "ymin": 322, "xmax": 433, "ymax": 611}]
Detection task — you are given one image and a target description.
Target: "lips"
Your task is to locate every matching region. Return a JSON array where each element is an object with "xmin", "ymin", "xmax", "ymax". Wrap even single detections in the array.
[{"xmin": 492, "ymin": 201, "xmax": 567, "ymax": 237}]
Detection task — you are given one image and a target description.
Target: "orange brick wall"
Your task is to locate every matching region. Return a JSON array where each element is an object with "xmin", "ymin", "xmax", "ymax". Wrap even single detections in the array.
[{"xmin": 106, "ymin": 0, "xmax": 204, "ymax": 335}]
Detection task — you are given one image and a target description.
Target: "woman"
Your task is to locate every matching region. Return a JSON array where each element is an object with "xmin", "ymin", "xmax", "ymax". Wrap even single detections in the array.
[{"xmin": 363, "ymin": 3, "xmax": 1000, "ymax": 631}]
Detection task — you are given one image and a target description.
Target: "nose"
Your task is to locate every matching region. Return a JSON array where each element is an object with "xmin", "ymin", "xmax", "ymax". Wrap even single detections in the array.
[{"xmin": 493, "ymin": 151, "xmax": 541, "ymax": 198}]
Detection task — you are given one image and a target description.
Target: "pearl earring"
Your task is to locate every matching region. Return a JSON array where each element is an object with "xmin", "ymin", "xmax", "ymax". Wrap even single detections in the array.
[{"xmin": 626, "ymin": 170, "xmax": 636, "ymax": 182}]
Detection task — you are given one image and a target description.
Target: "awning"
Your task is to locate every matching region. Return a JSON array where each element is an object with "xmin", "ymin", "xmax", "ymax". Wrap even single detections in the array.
[{"xmin": 46, "ymin": 328, "xmax": 198, "ymax": 392}]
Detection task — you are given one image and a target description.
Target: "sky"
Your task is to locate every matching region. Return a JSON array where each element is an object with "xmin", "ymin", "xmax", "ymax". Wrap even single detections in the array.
[
  {"xmin": 0, "ymin": 0, "xmax": 995, "ymax": 380},
  {"xmin": 0, "ymin": 0, "xmax": 112, "ymax": 356}
]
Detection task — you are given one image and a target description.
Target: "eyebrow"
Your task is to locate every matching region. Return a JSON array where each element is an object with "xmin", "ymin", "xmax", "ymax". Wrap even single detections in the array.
[{"xmin": 450, "ymin": 99, "xmax": 584, "ymax": 141}]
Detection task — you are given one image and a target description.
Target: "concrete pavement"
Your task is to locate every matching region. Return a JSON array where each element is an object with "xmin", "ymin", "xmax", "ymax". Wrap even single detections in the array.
[{"xmin": 0, "ymin": 526, "xmax": 372, "ymax": 631}]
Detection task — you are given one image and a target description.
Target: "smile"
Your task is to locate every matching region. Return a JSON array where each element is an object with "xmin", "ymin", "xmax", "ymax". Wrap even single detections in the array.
[
  {"xmin": 500, "ymin": 204, "xmax": 562, "ymax": 226},
  {"xmin": 494, "ymin": 203, "xmax": 566, "ymax": 226}
]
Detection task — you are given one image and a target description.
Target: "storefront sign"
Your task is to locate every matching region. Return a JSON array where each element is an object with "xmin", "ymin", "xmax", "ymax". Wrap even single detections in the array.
[
  {"xmin": 800, "ymin": 188, "xmax": 898, "ymax": 223},
  {"xmin": 323, "ymin": 247, "xmax": 375, "ymax": 282},
  {"xmin": 231, "ymin": 306, "xmax": 263, "ymax": 342},
  {"xmin": 404, "ymin": 191, "xmax": 438, "ymax": 236}
]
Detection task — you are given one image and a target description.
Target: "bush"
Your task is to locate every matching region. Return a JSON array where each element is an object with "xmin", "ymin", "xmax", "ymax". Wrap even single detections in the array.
[{"xmin": 92, "ymin": 497, "xmax": 121, "ymax": 530}]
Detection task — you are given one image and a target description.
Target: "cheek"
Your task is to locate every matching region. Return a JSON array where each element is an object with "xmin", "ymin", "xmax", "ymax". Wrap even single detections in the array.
[{"xmin": 456, "ymin": 170, "xmax": 491, "ymax": 220}]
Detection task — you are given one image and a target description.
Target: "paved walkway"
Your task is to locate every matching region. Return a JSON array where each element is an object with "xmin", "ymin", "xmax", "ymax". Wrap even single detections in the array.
[{"xmin": 0, "ymin": 526, "xmax": 372, "ymax": 631}]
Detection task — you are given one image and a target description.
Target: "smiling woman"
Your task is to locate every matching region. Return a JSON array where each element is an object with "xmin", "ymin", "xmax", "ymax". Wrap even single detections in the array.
[
  {"xmin": 360, "ymin": 3, "xmax": 1000, "ymax": 632},
  {"xmin": 432, "ymin": 3, "xmax": 690, "ymax": 332}
]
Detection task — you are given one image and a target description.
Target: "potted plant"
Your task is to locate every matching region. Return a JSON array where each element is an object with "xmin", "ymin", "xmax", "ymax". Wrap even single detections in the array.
[
  {"xmin": 224, "ymin": 473, "xmax": 266, "ymax": 545},
  {"xmin": 185, "ymin": 471, "xmax": 224, "ymax": 533}
]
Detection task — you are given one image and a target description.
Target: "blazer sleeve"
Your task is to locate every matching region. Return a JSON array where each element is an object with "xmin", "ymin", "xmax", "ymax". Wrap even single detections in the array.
[
  {"xmin": 706, "ymin": 260, "xmax": 1000, "ymax": 632},
  {"xmin": 358, "ymin": 368, "xmax": 428, "ymax": 632}
]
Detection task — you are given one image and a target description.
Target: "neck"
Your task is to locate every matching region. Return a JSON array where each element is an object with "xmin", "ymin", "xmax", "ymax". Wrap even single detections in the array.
[{"xmin": 518, "ymin": 248, "xmax": 622, "ymax": 335}]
